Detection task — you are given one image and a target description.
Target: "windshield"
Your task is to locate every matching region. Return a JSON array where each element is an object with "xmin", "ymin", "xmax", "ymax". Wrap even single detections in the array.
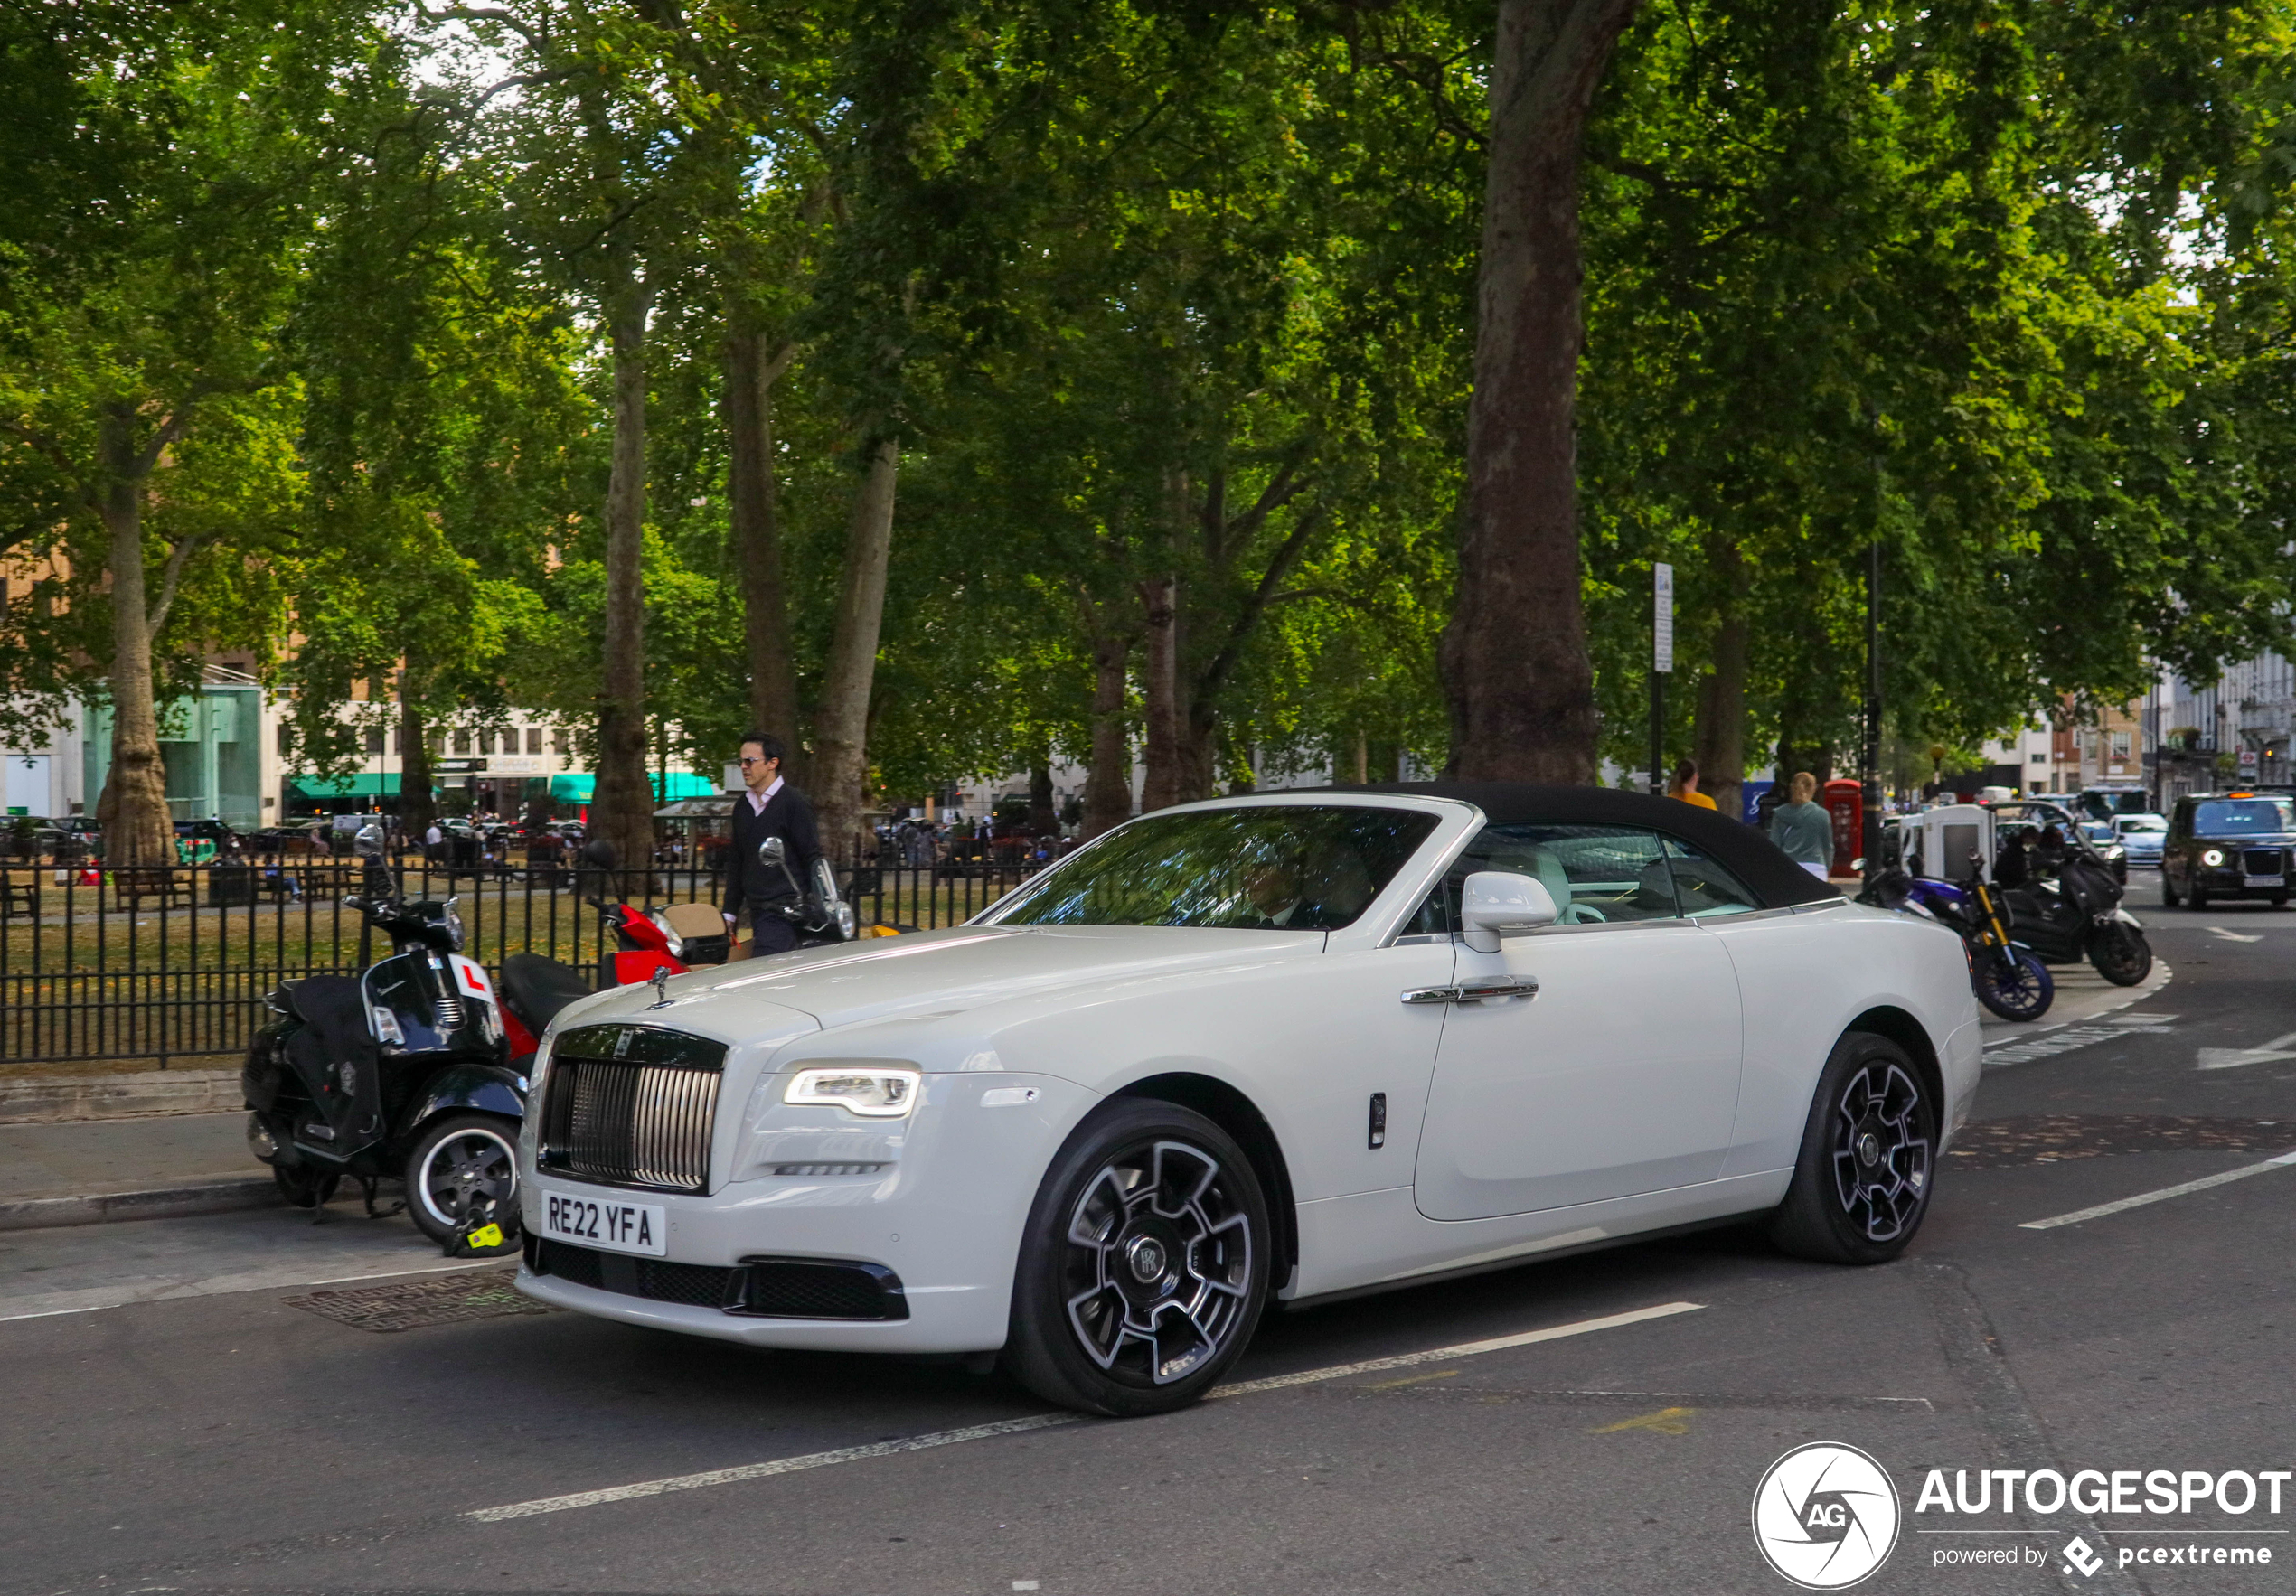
[
  {"xmin": 986, "ymin": 805, "xmax": 1438, "ymax": 930},
  {"xmin": 2193, "ymin": 799, "xmax": 2296, "ymax": 835},
  {"xmin": 2116, "ymin": 817, "xmax": 2166, "ymax": 834}
]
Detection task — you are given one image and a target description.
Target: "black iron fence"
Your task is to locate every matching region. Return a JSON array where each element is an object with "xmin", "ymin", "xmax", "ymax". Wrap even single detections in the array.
[{"xmin": 0, "ymin": 845, "xmax": 1039, "ymax": 1067}]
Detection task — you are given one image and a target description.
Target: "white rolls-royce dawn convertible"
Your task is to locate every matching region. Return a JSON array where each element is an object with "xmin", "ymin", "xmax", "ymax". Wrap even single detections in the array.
[{"xmin": 516, "ymin": 784, "xmax": 1981, "ymax": 1415}]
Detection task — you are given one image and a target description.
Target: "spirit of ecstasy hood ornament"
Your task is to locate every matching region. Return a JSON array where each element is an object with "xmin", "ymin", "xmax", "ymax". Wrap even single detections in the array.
[{"xmin": 646, "ymin": 965, "xmax": 673, "ymax": 1009}]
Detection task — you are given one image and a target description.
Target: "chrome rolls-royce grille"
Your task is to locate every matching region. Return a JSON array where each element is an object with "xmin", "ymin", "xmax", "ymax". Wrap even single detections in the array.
[{"xmin": 537, "ymin": 1025, "xmax": 728, "ymax": 1194}]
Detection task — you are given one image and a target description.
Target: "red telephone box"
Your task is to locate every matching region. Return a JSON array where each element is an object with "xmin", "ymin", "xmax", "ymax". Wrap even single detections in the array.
[{"xmin": 1821, "ymin": 778, "xmax": 1864, "ymax": 877}]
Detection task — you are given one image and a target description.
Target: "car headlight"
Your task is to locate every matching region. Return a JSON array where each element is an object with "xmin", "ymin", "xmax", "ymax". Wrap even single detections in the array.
[
  {"xmin": 784, "ymin": 1066, "xmax": 922, "ymax": 1118},
  {"xmin": 2203, "ymin": 848, "xmax": 2225, "ymax": 867}
]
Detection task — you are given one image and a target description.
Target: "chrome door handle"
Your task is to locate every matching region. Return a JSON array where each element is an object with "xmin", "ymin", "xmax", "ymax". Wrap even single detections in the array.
[
  {"xmin": 1400, "ymin": 976, "xmax": 1539, "ymax": 1006},
  {"xmin": 1456, "ymin": 975, "xmax": 1538, "ymax": 1002}
]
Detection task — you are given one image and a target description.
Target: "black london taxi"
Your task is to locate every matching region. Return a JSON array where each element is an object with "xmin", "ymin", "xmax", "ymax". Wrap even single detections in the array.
[{"xmin": 2161, "ymin": 791, "xmax": 2296, "ymax": 909}]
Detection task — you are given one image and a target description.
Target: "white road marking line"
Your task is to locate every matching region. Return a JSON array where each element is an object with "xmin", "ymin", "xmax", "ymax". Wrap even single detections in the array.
[
  {"xmin": 469, "ymin": 1415, "xmax": 1084, "ymax": 1522},
  {"xmin": 2020, "ymin": 1150, "xmax": 2296, "ymax": 1230},
  {"xmin": 2195, "ymin": 1028, "xmax": 2296, "ymax": 1072},
  {"xmin": 464, "ymin": 1300, "xmax": 1704, "ymax": 1523},
  {"xmin": 1206, "ymin": 1300, "xmax": 1706, "ymax": 1397},
  {"xmin": 2211, "ymin": 927, "xmax": 2263, "ymax": 943}
]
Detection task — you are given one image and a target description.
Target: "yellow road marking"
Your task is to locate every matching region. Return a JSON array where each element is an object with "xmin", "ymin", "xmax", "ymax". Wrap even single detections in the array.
[
  {"xmin": 1362, "ymin": 1368, "xmax": 1461, "ymax": 1392},
  {"xmin": 1591, "ymin": 1405, "xmax": 1696, "ymax": 1435}
]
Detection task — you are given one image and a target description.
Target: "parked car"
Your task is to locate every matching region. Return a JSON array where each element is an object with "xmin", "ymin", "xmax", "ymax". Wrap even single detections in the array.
[
  {"xmin": 517, "ymin": 784, "xmax": 1981, "ymax": 1416},
  {"xmin": 2111, "ymin": 812, "xmax": 2168, "ymax": 866},
  {"xmin": 2073, "ymin": 820, "xmax": 2130, "ymax": 883},
  {"xmin": 2161, "ymin": 791, "xmax": 2296, "ymax": 908}
]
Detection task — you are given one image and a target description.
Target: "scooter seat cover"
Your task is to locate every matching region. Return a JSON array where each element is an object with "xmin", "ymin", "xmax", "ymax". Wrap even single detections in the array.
[
  {"xmin": 279, "ymin": 974, "xmax": 385, "ymax": 1150},
  {"xmin": 499, "ymin": 953, "xmax": 595, "ymax": 1035}
]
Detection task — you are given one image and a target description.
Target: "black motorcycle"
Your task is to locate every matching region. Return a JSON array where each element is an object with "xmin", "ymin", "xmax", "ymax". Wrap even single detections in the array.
[
  {"xmin": 1991, "ymin": 803, "xmax": 2154, "ymax": 986},
  {"xmin": 242, "ymin": 827, "xmax": 536, "ymax": 1244}
]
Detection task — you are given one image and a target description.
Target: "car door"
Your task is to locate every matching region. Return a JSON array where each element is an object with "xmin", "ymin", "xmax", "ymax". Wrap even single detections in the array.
[{"xmin": 1412, "ymin": 823, "xmax": 1746, "ymax": 1221}]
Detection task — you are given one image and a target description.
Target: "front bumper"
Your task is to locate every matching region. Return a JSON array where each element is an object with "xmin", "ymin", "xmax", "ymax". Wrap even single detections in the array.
[{"xmin": 514, "ymin": 1070, "xmax": 1091, "ymax": 1354}]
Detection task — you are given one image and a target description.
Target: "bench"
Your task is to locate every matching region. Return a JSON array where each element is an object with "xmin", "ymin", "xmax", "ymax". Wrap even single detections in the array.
[
  {"xmin": 112, "ymin": 868, "xmax": 186, "ymax": 910},
  {"xmin": 0, "ymin": 873, "xmax": 36, "ymax": 917}
]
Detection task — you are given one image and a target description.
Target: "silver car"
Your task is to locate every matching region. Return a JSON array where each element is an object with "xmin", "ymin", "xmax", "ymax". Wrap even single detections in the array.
[{"xmin": 2112, "ymin": 812, "xmax": 2168, "ymax": 865}]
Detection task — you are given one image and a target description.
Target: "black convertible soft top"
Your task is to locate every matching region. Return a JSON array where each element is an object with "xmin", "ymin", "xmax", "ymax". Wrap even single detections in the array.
[{"xmin": 1334, "ymin": 781, "xmax": 1842, "ymax": 910}]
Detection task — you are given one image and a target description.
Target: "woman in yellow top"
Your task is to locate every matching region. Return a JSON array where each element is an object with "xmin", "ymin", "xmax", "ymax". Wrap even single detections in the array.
[{"xmin": 1668, "ymin": 759, "xmax": 1717, "ymax": 810}]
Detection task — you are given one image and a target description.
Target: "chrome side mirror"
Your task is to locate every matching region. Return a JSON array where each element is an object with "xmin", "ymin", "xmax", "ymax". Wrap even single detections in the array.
[
  {"xmin": 354, "ymin": 823, "xmax": 386, "ymax": 859},
  {"xmin": 758, "ymin": 836, "xmax": 787, "ymax": 867},
  {"xmin": 1460, "ymin": 870, "xmax": 1559, "ymax": 953}
]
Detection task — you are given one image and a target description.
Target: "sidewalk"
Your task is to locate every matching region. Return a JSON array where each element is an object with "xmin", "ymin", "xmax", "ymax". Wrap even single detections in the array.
[{"xmin": 0, "ymin": 1111, "xmax": 274, "ymax": 1231}]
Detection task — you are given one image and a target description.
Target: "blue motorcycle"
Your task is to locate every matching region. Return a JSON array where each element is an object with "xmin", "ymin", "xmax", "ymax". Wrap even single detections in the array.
[{"xmin": 1867, "ymin": 865, "xmax": 2055, "ymax": 1022}]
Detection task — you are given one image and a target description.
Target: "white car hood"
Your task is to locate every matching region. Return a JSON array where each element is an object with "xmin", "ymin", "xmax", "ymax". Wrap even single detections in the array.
[{"xmin": 627, "ymin": 923, "xmax": 1329, "ymax": 1036}]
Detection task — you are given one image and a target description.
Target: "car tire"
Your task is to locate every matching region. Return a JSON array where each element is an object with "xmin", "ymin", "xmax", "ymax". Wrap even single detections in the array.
[
  {"xmin": 2160, "ymin": 872, "xmax": 2180, "ymax": 908},
  {"xmin": 2272, "ymin": 894, "xmax": 2290, "ymax": 909},
  {"xmin": 1002, "ymin": 1099, "xmax": 1271, "ymax": 1417},
  {"xmin": 2191, "ymin": 882, "xmax": 2210, "ymax": 911},
  {"xmin": 1767, "ymin": 1031, "xmax": 1937, "ymax": 1266},
  {"xmin": 404, "ymin": 1113, "xmax": 522, "ymax": 1244}
]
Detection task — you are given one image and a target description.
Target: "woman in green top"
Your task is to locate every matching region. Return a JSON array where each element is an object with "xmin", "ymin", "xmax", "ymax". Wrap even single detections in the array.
[{"xmin": 1770, "ymin": 771, "xmax": 1835, "ymax": 878}]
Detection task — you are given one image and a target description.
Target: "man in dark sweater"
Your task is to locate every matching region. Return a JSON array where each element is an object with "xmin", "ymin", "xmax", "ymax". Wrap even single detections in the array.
[{"xmin": 720, "ymin": 732, "xmax": 823, "ymax": 957}]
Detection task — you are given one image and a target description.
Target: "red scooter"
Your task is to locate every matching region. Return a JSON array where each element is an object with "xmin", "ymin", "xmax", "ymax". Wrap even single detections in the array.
[{"xmin": 494, "ymin": 842, "xmax": 730, "ymax": 1063}]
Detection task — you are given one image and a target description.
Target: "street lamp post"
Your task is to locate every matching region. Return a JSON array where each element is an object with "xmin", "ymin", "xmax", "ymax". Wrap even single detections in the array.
[{"xmin": 1862, "ymin": 539, "xmax": 1883, "ymax": 884}]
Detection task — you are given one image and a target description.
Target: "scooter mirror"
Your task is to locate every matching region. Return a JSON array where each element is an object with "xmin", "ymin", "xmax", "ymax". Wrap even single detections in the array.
[
  {"xmin": 758, "ymin": 836, "xmax": 787, "ymax": 866},
  {"xmin": 354, "ymin": 823, "xmax": 386, "ymax": 858}
]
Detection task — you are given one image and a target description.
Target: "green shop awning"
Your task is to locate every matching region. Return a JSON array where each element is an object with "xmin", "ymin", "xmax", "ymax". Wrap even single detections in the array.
[
  {"xmin": 290, "ymin": 774, "xmax": 402, "ymax": 798},
  {"xmin": 549, "ymin": 772, "xmax": 718, "ymax": 803}
]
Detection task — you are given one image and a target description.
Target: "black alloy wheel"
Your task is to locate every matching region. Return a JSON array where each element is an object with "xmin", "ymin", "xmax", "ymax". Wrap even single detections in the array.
[
  {"xmin": 1003, "ymin": 1099, "xmax": 1270, "ymax": 1416},
  {"xmin": 1769, "ymin": 1032, "xmax": 1937, "ymax": 1265},
  {"xmin": 2160, "ymin": 870, "xmax": 2181, "ymax": 907},
  {"xmin": 404, "ymin": 1113, "xmax": 521, "ymax": 1243}
]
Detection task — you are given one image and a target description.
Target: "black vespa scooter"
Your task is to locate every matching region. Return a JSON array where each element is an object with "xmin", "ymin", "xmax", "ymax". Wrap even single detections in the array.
[{"xmin": 241, "ymin": 826, "xmax": 530, "ymax": 1244}]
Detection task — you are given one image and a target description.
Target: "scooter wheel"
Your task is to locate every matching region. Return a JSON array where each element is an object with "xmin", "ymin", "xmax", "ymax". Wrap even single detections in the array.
[
  {"xmin": 405, "ymin": 1113, "xmax": 522, "ymax": 1244},
  {"xmin": 2090, "ymin": 925, "xmax": 2153, "ymax": 986},
  {"xmin": 1974, "ymin": 950, "xmax": 2054, "ymax": 1022},
  {"xmin": 273, "ymin": 1162, "xmax": 341, "ymax": 1209}
]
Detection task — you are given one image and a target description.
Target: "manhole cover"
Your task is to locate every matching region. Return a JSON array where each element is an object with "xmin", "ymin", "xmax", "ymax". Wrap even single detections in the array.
[
  {"xmin": 285, "ymin": 1268, "xmax": 557, "ymax": 1332},
  {"xmin": 1945, "ymin": 1114, "xmax": 2296, "ymax": 1169}
]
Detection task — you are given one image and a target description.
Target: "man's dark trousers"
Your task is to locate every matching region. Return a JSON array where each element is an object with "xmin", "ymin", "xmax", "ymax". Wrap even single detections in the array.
[{"xmin": 748, "ymin": 915, "xmax": 797, "ymax": 956}]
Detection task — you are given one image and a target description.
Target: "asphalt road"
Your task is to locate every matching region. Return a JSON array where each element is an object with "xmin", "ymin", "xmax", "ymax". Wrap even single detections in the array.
[{"xmin": 5, "ymin": 881, "xmax": 2291, "ymax": 1596}]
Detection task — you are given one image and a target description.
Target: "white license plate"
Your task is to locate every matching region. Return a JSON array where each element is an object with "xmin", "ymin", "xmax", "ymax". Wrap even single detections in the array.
[
  {"xmin": 540, "ymin": 1188, "xmax": 666, "ymax": 1256},
  {"xmin": 2246, "ymin": 874, "xmax": 2282, "ymax": 888}
]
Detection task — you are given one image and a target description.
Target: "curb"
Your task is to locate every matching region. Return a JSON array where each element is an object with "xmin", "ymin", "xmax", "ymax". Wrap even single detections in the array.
[
  {"xmin": 0, "ymin": 1177, "xmax": 278, "ymax": 1233},
  {"xmin": 0, "ymin": 1068, "xmax": 241, "ymax": 1126}
]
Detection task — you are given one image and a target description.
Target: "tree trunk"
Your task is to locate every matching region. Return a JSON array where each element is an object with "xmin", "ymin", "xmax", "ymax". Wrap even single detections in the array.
[
  {"xmin": 1084, "ymin": 628, "xmax": 1133, "ymax": 838},
  {"xmin": 1138, "ymin": 574, "xmax": 1183, "ymax": 812},
  {"xmin": 1693, "ymin": 542, "xmax": 1749, "ymax": 822},
  {"xmin": 811, "ymin": 436, "xmax": 899, "ymax": 859},
  {"xmin": 92, "ymin": 405, "xmax": 172, "ymax": 869},
  {"xmin": 1440, "ymin": 0, "xmax": 1642, "ymax": 784},
  {"xmin": 1694, "ymin": 612, "xmax": 1748, "ymax": 823},
  {"xmin": 724, "ymin": 323, "xmax": 801, "ymax": 768},
  {"xmin": 591, "ymin": 263, "xmax": 655, "ymax": 888},
  {"xmin": 398, "ymin": 673, "xmax": 436, "ymax": 840}
]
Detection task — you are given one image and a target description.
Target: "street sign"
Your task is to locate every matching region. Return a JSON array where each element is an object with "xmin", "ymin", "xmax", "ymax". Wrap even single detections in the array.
[{"xmin": 1653, "ymin": 563, "xmax": 1673, "ymax": 674}]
